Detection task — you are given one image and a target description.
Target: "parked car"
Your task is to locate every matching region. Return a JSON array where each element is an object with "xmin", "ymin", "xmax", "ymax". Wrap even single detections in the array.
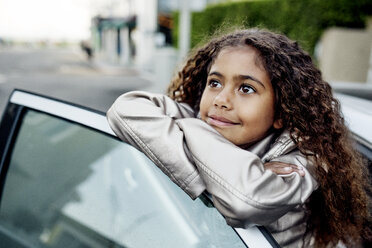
[
  {"xmin": 0, "ymin": 90, "xmax": 280, "ymax": 248},
  {"xmin": 0, "ymin": 90, "xmax": 371, "ymax": 248}
]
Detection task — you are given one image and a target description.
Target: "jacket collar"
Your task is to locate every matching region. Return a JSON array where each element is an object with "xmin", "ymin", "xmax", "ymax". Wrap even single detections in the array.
[{"xmin": 246, "ymin": 130, "xmax": 297, "ymax": 162}]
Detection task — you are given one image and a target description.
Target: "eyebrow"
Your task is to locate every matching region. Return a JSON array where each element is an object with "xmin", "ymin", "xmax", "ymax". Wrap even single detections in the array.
[
  {"xmin": 209, "ymin": 71, "xmax": 224, "ymax": 78},
  {"xmin": 235, "ymin": 75, "xmax": 265, "ymax": 89},
  {"xmin": 208, "ymin": 71, "xmax": 266, "ymax": 89}
]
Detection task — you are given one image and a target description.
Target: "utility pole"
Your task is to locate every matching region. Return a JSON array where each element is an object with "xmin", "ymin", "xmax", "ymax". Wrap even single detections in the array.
[{"xmin": 179, "ymin": 0, "xmax": 191, "ymax": 60}]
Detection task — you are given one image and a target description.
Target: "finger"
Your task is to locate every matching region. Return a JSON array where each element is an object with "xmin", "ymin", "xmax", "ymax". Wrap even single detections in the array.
[
  {"xmin": 282, "ymin": 167, "xmax": 305, "ymax": 176},
  {"xmin": 265, "ymin": 166, "xmax": 292, "ymax": 174},
  {"xmin": 264, "ymin": 161, "xmax": 294, "ymax": 168},
  {"xmin": 296, "ymin": 168, "xmax": 305, "ymax": 176},
  {"xmin": 274, "ymin": 167, "xmax": 305, "ymax": 176},
  {"xmin": 265, "ymin": 161, "xmax": 304, "ymax": 171},
  {"xmin": 264, "ymin": 163, "xmax": 305, "ymax": 176}
]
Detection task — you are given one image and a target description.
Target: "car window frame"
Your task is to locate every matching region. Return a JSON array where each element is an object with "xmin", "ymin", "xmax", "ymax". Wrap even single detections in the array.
[{"xmin": 0, "ymin": 89, "xmax": 280, "ymax": 248}]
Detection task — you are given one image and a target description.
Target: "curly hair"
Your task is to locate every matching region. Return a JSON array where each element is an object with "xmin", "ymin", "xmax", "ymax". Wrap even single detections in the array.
[{"xmin": 167, "ymin": 28, "xmax": 371, "ymax": 247}]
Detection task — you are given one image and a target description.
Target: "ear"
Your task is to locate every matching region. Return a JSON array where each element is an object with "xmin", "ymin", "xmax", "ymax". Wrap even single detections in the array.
[{"xmin": 273, "ymin": 119, "xmax": 283, "ymax": 129}]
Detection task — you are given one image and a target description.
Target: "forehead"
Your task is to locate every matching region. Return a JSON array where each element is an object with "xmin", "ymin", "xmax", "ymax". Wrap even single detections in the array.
[
  {"xmin": 210, "ymin": 46, "xmax": 265, "ymax": 73},
  {"xmin": 209, "ymin": 45, "xmax": 265, "ymax": 70}
]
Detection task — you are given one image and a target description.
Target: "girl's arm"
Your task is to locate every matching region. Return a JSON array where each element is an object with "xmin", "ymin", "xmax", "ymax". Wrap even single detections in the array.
[
  {"xmin": 176, "ymin": 118, "xmax": 317, "ymax": 227},
  {"xmin": 107, "ymin": 91, "xmax": 317, "ymax": 227},
  {"xmin": 106, "ymin": 91, "xmax": 206, "ymax": 199}
]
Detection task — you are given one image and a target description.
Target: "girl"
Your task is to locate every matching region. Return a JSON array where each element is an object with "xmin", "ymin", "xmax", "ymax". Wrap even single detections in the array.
[{"xmin": 107, "ymin": 29, "xmax": 371, "ymax": 247}]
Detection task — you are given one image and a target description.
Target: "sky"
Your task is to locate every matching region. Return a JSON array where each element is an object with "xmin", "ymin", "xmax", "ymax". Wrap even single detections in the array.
[{"xmin": 0, "ymin": 0, "xmax": 108, "ymax": 42}]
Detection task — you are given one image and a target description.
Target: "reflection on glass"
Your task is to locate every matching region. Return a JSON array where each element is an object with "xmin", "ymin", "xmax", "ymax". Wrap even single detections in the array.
[{"xmin": 0, "ymin": 110, "xmax": 245, "ymax": 248}]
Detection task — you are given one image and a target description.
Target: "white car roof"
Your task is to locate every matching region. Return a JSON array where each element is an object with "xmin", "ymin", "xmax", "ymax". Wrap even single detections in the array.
[{"xmin": 336, "ymin": 93, "xmax": 372, "ymax": 147}]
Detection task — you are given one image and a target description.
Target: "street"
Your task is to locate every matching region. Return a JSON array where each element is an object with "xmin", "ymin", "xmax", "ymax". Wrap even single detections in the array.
[{"xmin": 0, "ymin": 46, "xmax": 152, "ymax": 116}]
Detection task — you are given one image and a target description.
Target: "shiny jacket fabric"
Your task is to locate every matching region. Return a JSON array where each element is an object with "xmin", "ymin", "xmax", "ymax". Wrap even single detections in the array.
[{"xmin": 107, "ymin": 91, "xmax": 318, "ymax": 247}]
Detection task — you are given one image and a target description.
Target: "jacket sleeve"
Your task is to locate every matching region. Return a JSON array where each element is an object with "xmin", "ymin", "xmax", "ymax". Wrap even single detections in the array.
[
  {"xmin": 107, "ymin": 91, "xmax": 318, "ymax": 227},
  {"xmin": 176, "ymin": 118, "xmax": 318, "ymax": 227},
  {"xmin": 106, "ymin": 91, "xmax": 206, "ymax": 199}
]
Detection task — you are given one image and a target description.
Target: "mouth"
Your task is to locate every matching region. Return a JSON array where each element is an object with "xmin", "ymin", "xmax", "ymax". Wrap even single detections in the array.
[{"xmin": 207, "ymin": 115, "xmax": 239, "ymax": 127}]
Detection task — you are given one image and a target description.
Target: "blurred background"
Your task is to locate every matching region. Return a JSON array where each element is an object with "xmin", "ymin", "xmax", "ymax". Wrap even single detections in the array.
[{"xmin": 0, "ymin": 0, "xmax": 372, "ymax": 114}]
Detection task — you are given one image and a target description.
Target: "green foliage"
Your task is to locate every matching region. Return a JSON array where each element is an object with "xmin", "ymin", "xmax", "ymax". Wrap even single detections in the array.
[{"xmin": 172, "ymin": 0, "xmax": 372, "ymax": 55}]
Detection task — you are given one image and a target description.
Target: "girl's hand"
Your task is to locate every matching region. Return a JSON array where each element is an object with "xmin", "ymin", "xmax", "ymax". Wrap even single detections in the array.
[{"xmin": 264, "ymin": 161, "xmax": 305, "ymax": 177}]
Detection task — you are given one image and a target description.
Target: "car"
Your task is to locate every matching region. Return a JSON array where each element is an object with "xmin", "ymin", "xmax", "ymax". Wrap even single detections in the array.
[
  {"xmin": 335, "ymin": 92, "xmax": 372, "ymax": 248},
  {"xmin": 331, "ymin": 81, "xmax": 372, "ymax": 101},
  {"xmin": 0, "ymin": 90, "xmax": 371, "ymax": 248},
  {"xmin": 0, "ymin": 89, "xmax": 280, "ymax": 248},
  {"xmin": 335, "ymin": 92, "xmax": 372, "ymax": 163}
]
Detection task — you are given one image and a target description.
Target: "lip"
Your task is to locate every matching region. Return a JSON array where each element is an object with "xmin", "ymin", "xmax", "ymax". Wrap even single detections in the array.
[{"xmin": 207, "ymin": 115, "xmax": 239, "ymax": 127}]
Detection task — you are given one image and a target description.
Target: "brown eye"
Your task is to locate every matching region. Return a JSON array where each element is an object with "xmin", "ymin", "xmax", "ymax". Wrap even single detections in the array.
[
  {"xmin": 208, "ymin": 80, "xmax": 222, "ymax": 88},
  {"xmin": 239, "ymin": 84, "xmax": 255, "ymax": 94}
]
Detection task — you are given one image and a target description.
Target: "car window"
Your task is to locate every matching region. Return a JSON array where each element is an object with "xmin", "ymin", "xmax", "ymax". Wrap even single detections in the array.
[
  {"xmin": 356, "ymin": 141, "xmax": 372, "ymax": 248},
  {"xmin": 356, "ymin": 140, "xmax": 372, "ymax": 177},
  {"xmin": 0, "ymin": 109, "xmax": 246, "ymax": 248}
]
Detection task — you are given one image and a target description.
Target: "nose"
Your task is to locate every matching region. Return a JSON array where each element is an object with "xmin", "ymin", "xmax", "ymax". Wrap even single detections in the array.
[{"xmin": 213, "ymin": 88, "xmax": 232, "ymax": 110}]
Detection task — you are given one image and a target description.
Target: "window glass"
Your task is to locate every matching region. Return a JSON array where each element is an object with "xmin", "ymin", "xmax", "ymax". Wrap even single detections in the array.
[
  {"xmin": 357, "ymin": 142, "xmax": 372, "ymax": 247},
  {"xmin": 0, "ymin": 109, "xmax": 246, "ymax": 248},
  {"xmin": 356, "ymin": 142, "xmax": 372, "ymax": 179}
]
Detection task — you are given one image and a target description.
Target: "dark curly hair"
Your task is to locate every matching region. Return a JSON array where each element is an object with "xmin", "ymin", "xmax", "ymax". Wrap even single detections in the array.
[{"xmin": 167, "ymin": 28, "xmax": 371, "ymax": 247}]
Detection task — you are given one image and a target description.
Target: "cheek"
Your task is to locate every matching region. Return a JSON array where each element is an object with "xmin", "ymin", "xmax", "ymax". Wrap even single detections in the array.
[
  {"xmin": 261, "ymin": 102, "xmax": 276, "ymax": 125},
  {"xmin": 260, "ymin": 93, "xmax": 276, "ymax": 117},
  {"xmin": 240, "ymin": 99, "xmax": 276, "ymax": 126},
  {"xmin": 199, "ymin": 91, "xmax": 211, "ymax": 118},
  {"xmin": 266, "ymin": 98, "xmax": 276, "ymax": 121}
]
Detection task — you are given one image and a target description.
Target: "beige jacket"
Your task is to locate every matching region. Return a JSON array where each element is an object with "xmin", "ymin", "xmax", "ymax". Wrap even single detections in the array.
[{"xmin": 107, "ymin": 91, "xmax": 318, "ymax": 247}]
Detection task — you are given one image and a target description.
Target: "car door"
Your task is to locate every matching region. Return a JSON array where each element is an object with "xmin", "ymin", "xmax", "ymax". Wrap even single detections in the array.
[
  {"xmin": 336, "ymin": 93, "xmax": 372, "ymax": 247},
  {"xmin": 0, "ymin": 90, "xmax": 280, "ymax": 248},
  {"xmin": 354, "ymin": 128, "xmax": 372, "ymax": 248}
]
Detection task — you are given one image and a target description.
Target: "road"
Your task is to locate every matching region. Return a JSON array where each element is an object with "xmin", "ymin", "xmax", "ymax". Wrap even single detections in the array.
[{"xmin": 0, "ymin": 46, "xmax": 152, "ymax": 116}]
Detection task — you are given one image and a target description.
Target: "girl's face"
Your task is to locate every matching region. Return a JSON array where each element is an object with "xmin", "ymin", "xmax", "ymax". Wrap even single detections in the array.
[{"xmin": 199, "ymin": 46, "xmax": 282, "ymax": 146}]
